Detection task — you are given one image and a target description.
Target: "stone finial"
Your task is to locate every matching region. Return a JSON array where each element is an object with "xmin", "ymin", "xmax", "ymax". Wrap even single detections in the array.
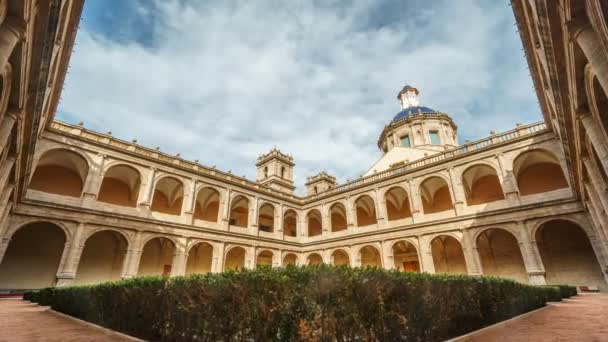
[
  {"xmin": 107, "ymin": 131, "xmax": 112, "ymax": 135},
  {"xmin": 132, "ymin": 139, "xmax": 138, "ymax": 143},
  {"xmin": 155, "ymin": 146, "xmax": 160, "ymax": 150},
  {"xmin": 77, "ymin": 121, "xmax": 84, "ymax": 126}
]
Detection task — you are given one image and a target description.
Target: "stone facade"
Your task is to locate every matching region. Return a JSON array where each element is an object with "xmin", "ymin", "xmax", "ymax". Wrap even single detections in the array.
[{"xmin": 0, "ymin": 0, "xmax": 607, "ymax": 291}]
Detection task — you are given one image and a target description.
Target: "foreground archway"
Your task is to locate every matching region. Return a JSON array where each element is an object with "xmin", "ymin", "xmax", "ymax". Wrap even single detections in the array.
[
  {"xmin": 385, "ymin": 187, "xmax": 411, "ymax": 221},
  {"xmin": 151, "ymin": 177, "xmax": 184, "ymax": 215},
  {"xmin": 307, "ymin": 209, "xmax": 322, "ymax": 237},
  {"xmin": 359, "ymin": 245, "xmax": 381, "ymax": 268},
  {"xmin": 420, "ymin": 177, "xmax": 454, "ymax": 214},
  {"xmin": 0, "ymin": 222, "xmax": 66, "ymax": 289},
  {"xmin": 431, "ymin": 235, "xmax": 467, "ymax": 274},
  {"xmin": 307, "ymin": 253, "xmax": 323, "ymax": 265},
  {"xmin": 476, "ymin": 228, "xmax": 527, "ymax": 283},
  {"xmin": 462, "ymin": 165, "xmax": 504, "ymax": 205},
  {"xmin": 536, "ymin": 220, "xmax": 605, "ymax": 289},
  {"xmin": 225, "ymin": 246, "xmax": 246, "ymax": 271},
  {"xmin": 185, "ymin": 242, "xmax": 213, "ymax": 275},
  {"xmin": 97, "ymin": 165, "xmax": 141, "ymax": 207},
  {"xmin": 193, "ymin": 187, "xmax": 220, "ymax": 222},
  {"xmin": 355, "ymin": 195, "xmax": 377, "ymax": 227},
  {"xmin": 29, "ymin": 149, "xmax": 89, "ymax": 197},
  {"xmin": 329, "ymin": 203, "xmax": 347, "ymax": 232},
  {"xmin": 74, "ymin": 230, "xmax": 128, "ymax": 285},
  {"xmin": 331, "ymin": 249, "xmax": 350, "ymax": 266},
  {"xmin": 283, "ymin": 210, "xmax": 297, "ymax": 237},
  {"xmin": 514, "ymin": 150, "xmax": 568, "ymax": 195},
  {"xmin": 256, "ymin": 250, "xmax": 273, "ymax": 267},
  {"xmin": 137, "ymin": 237, "xmax": 175, "ymax": 276},
  {"xmin": 229, "ymin": 195, "xmax": 249, "ymax": 228},
  {"xmin": 392, "ymin": 241, "xmax": 420, "ymax": 272},
  {"xmin": 283, "ymin": 253, "xmax": 297, "ymax": 266}
]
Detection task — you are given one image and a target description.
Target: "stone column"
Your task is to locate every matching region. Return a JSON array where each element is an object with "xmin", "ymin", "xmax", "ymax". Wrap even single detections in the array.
[
  {"xmin": 220, "ymin": 188, "xmax": 231, "ymax": 230},
  {"xmin": 182, "ymin": 179, "xmax": 197, "ymax": 224},
  {"xmin": 381, "ymin": 240, "xmax": 394, "ymax": 269},
  {"xmin": 461, "ymin": 230, "xmax": 482, "ymax": 276},
  {"xmin": 345, "ymin": 198, "xmax": 356, "ymax": 231},
  {"xmin": 496, "ymin": 153, "xmax": 520, "ymax": 205},
  {"xmin": 249, "ymin": 197, "xmax": 258, "ymax": 235},
  {"xmin": 584, "ymin": 157, "xmax": 608, "ymax": 214},
  {"xmin": 211, "ymin": 242, "xmax": 225, "ymax": 273},
  {"xmin": 277, "ymin": 204, "xmax": 284, "ymax": 239},
  {"xmin": 56, "ymin": 223, "xmax": 86, "ymax": 286},
  {"xmin": 82, "ymin": 154, "xmax": 106, "ymax": 206},
  {"xmin": 0, "ymin": 17, "xmax": 24, "ymax": 69},
  {"xmin": 448, "ymin": 168, "xmax": 466, "ymax": 215},
  {"xmin": 585, "ymin": 182, "xmax": 608, "ymax": 234},
  {"xmin": 245, "ymin": 246, "xmax": 255, "ymax": 269},
  {"xmin": 516, "ymin": 222, "xmax": 546, "ymax": 285},
  {"xmin": 373, "ymin": 189, "xmax": 386, "ymax": 228},
  {"xmin": 170, "ymin": 237, "xmax": 188, "ymax": 277},
  {"xmin": 321, "ymin": 203, "xmax": 330, "ymax": 236},
  {"xmin": 407, "ymin": 180, "xmax": 423, "ymax": 222},
  {"xmin": 122, "ymin": 231, "xmax": 143, "ymax": 278},
  {"xmin": 418, "ymin": 235, "xmax": 435, "ymax": 273},
  {"xmin": 571, "ymin": 20, "xmax": 608, "ymax": 95},
  {"xmin": 0, "ymin": 114, "xmax": 14, "ymax": 154},
  {"xmin": 580, "ymin": 113, "xmax": 608, "ymax": 174},
  {"xmin": 137, "ymin": 167, "xmax": 156, "ymax": 211}
]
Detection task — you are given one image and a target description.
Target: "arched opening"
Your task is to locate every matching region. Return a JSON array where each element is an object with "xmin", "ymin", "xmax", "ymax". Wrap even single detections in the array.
[
  {"xmin": 283, "ymin": 253, "xmax": 297, "ymax": 266},
  {"xmin": 74, "ymin": 230, "xmax": 127, "ymax": 285},
  {"xmin": 280, "ymin": 167, "xmax": 286, "ymax": 178},
  {"xmin": 193, "ymin": 187, "xmax": 220, "ymax": 222},
  {"xmin": 307, "ymin": 253, "xmax": 323, "ymax": 265},
  {"xmin": 385, "ymin": 187, "xmax": 411, "ymax": 221},
  {"xmin": 0, "ymin": 222, "xmax": 66, "ymax": 289},
  {"xmin": 431, "ymin": 235, "xmax": 467, "ymax": 274},
  {"xmin": 359, "ymin": 245, "xmax": 381, "ymax": 267},
  {"xmin": 514, "ymin": 150, "xmax": 568, "ymax": 195},
  {"xmin": 225, "ymin": 246, "xmax": 246, "ymax": 271},
  {"xmin": 536, "ymin": 220, "xmax": 605, "ymax": 289},
  {"xmin": 420, "ymin": 177, "xmax": 454, "ymax": 214},
  {"xmin": 29, "ymin": 149, "xmax": 89, "ymax": 197},
  {"xmin": 392, "ymin": 241, "xmax": 420, "ymax": 272},
  {"xmin": 477, "ymin": 228, "xmax": 527, "ymax": 283},
  {"xmin": 229, "ymin": 195, "xmax": 249, "ymax": 228},
  {"xmin": 256, "ymin": 250, "xmax": 273, "ymax": 268},
  {"xmin": 258, "ymin": 203, "xmax": 275, "ymax": 233},
  {"xmin": 97, "ymin": 165, "xmax": 141, "ymax": 207},
  {"xmin": 151, "ymin": 177, "xmax": 184, "ymax": 215},
  {"xmin": 307, "ymin": 209, "xmax": 322, "ymax": 237},
  {"xmin": 283, "ymin": 209, "xmax": 297, "ymax": 237},
  {"xmin": 329, "ymin": 203, "xmax": 347, "ymax": 232},
  {"xmin": 185, "ymin": 242, "xmax": 213, "ymax": 275},
  {"xmin": 137, "ymin": 237, "xmax": 175, "ymax": 277},
  {"xmin": 462, "ymin": 165, "xmax": 504, "ymax": 205},
  {"xmin": 355, "ymin": 195, "xmax": 377, "ymax": 227},
  {"xmin": 331, "ymin": 249, "xmax": 350, "ymax": 266}
]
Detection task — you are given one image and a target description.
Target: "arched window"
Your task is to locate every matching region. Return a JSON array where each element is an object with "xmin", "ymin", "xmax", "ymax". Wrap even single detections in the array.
[
  {"xmin": 151, "ymin": 177, "xmax": 184, "ymax": 215},
  {"xmin": 430, "ymin": 235, "xmax": 467, "ymax": 274},
  {"xmin": 385, "ymin": 187, "xmax": 411, "ymax": 220},
  {"xmin": 283, "ymin": 209, "xmax": 297, "ymax": 237},
  {"xmin": 513, "ymin": 150, "xmax": 568, "ymax": 195},
  {"xmin": 264, "ymin": 166, "xmax": 268, "ymax": 178},
  {"xmin": 280, "ymin": 166, "xmax": 285, "ymax": 178},
  {"xmin": 306, "ymin": 209, "xmax": 322, "ymax": 237},
  {"xmin": 186, "ymin": 242, "xmax": 213, "ymax": 275},
  {"xmin": 359, "ymin": 245, "xmax": 381, "ymax": 267},
  {"xmin": 138, "ymin": 237, "xmax": 175, "ymax": 277},
  {"xmin": 258, "ymin": 203, "xmax": 275, "ymax": 233},
  {"xmin": 420, "ymin": 177, "xmax": 453, "ymax": 214},
  {"xmin": 193, "ymin": 187, "xmax": 220, "ymax": 222},
  {"xmin": 225, "ymin": 246, "xmax": 246, "ymax": 271},
  {"xmin": 331, "ymin": 249, "xmax": 350, "ymax": 266},
  {"xmin": 29, "ymin": 149, "xmax": 89, "ymax": 197},
  {"xmin": 307, "ymin": 253, "xmax": 323, "ymax": 265},
  {"xmin": 229, "ymin": 195, "xmax": 249, "ymax": 227},
  {"xmin": 97, "ymin": 165, "xmax": 141, "ymax": 207},
  {"xmin": 329, "ymin": 203, "xmax": 347, "ymax": 232},
  {"xmin": 392, "ymin": 241, "xmax": 419, "ymax": 272},
  {"xmin": 256, "ymin": 250, "xmax": 273, "ymax": 268},
  {"xmin": 354, "ymin": 195, "xmax": 377, "ymax": 226},
  {"xmin": 462, "ymin": 164, "xmax": 504, "ymax": 205},
  {"xmin": 283, "ymin": 253, "xmax": 298, "ymax": 266}
]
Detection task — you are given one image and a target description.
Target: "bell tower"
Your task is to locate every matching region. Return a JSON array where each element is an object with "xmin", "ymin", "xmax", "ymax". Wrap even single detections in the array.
[{"xmin": 256, "ymin": 148, "xmax": 295, "ymax": 194}]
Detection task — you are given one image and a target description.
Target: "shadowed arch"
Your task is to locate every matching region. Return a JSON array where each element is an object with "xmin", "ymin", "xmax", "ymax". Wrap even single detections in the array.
[
  {"xmin": 186, "ymin": 242, "xmax": 213, "ymax": 275},
  {"xmin": 329, "ymin": 202, "xmax": 347, "ymax": 232},
  {"xmin": 137, "ymin": 237, "xmax": 175, "ymax": 276},
  {"xmin": 256, "ymin": 250, "xmax": 274, "ymax": 267},
  {"xmin": 151, "ymin": 176, "xmax": 184, "ymax": 215},
  {"xmin": 229, "ymin": 195, "xmax": 250, "ymax": 228},
  {"xmin": 392, "ymin": 240, "xmax": 419, "ymax": 272},
  {"xmin": 97, "ymin": 164, "xmax": 141, "ymax": 207},
  {"xmin": 283, "ymin": 209, "xmax": 298, "ymax": 237},
  {"xmin": 225, "ymin": 246, "xmax": 246, "ymax": 270},
  {"xmin": 29, "ymin": 149, "xmax": 89, "ymax": 197},
  {"xmin": 258, "ymin": 203, "xmax": 275, "ymax": 233},
  {"xmin": 420, "ymin": 176, "xmax": 453, "ymax": 213},
  {"xmin": 359, "ymin": 245, "xmax": 381, "ymax": 267},
  {"xmin": 194, "ymin": 187, "xmax": 220, "ymax": 222},
  {"xmin": 283, "ymin": 253, "xmax": 297, "ymax": 266},
  {"xmin": 385, "ymin": 187, "xmax": 411, "ymax": 220},
  {"xmin": 476, "ymin": 228, "xmax": 527, "ymax": 283},
  {"xmin": 307, "ymin": 209, "xmax": 322, "ymax": 237},
  {"xmin": 331, "ymin": 249, "xmax": 350, "ymax": 266},
  {"xmin": 307, "ymin": 253, "xmax": 323, "ymax": 265},
  {"xmin": 431, "ymin": 235, "xmax": 467, "ymax": 274},
  {"xmin": 462, "ymin": 164, "xmax": 504, "ymax": 205},
  {"xmin": 513, "ymin": 150, "xmax": 568, "ymax": 195},
  {"xmin": 75, "ymin": 230, "xmax": 128, "ymax": 285},
  {"xmin": 355, "ymin": 195, "xmax": 377, "ymax": 226}
]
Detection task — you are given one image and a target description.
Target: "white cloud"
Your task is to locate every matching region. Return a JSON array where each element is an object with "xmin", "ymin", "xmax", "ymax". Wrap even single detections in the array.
[{"xmin": 59, "ymin": 0, "xmax": 539, "ymax": 194}]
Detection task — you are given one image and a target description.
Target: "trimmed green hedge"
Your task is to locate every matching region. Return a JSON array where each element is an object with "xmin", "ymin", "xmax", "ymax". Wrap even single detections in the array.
[
  {"xmin": 25, "ymin": 266, "xmax": 558, "ymax": 341},
  {"xmin": 551, "ymin": 284, "xmax": 577, "ymax": 298}
]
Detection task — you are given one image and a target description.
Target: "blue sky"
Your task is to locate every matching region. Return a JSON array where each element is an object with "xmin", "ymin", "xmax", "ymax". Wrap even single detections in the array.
[{"xmin": 57, "ymin": 0, "xmax": 539, "ymax": 193}]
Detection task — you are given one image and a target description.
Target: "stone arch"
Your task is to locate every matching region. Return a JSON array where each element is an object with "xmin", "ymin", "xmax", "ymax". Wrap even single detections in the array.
[
  {"xmin": 185, "ymin": 241, "xmax": 213, "ymax": 275},
  {"xmin": 306, "ymin": 252, "xmax": 323, "ymax": 265},
  {"xmin": 461, "ymin": 164, "xmax": 505, "ymax": 205},
  {"xmin": 586, "ymin": 65, "xmax": 608, "ymax": 141},
  {"xmin": 419, "ymin": 176, "xmax": 454, "ymax": 214},
  {"xmin": 283, "ymin": 253, "xmax": 298, "ymax": 266},
  {"xmin": 97, "ymin": 164, "xmax": 141, "ymax": 207},
  {"xmin": 283, "ymin": 209, "xmax": 298, "ymax": 237},
  {"xmin": 29, "ymin": 148, "xmax": 89, "ymax": 197},
  {"xmin": 331, "ymin": 249, "xmax": 350, "ymax": 266},
  {"xmin": 384, "ymin": 186, "xmax": 412, "ymax": 220},
  {"xmin": 430, "ymin": 235, "xmax": 467, "ymax": 274},
  {"xmin": 392, "ymin": 240, "xmax": 420, "ymax": 272},
  {"xmin": 193, "ymin": 187, "xmax": 221, "ymax": 222},
  {"xmin": 358, "ymin": 244, "xmax": 382, "ymax": 268},
  {"xmin": 0, "ymin": 222, "xmax": 67, "ymax": 289},
  {"xmin": 256, "ymin": 249, "xmax": 274, "ymax": 267},
  {"xmin": 329, "ymin": 202, "xmax": 347, "ymax": 232},
  {"xmin": 258, "ymin": 203, "xmax": 275, "ymax": 233},
  {"xmin": 137, "ymin": 236, "xmax": 176, "ymax": 276},
  {"xmin": 74, "ymin": 230, "xmax": 128, "ymax": 285},
  {"xmin": 476, "ymin": 228, "xmax": 527, "ymax": 283},
  {"xmin": 224, "ymin": 246, "xmax": 247, "ymax": 270},
  {"xmin": 0, "ymin": 62, "xmax": 12, "ymax": 119},
  {"xmin": 354, "ymin": 194, "xmax": 377, "ymax": 227},
  {"xmin": 535, "ymin": 219, "xmax": 605, "ymax": 289},
  {"xmin": 229, "ymin": 195, "xmax": 249, "ymax": 228},
  {"xmin": 151, "ymin": 176, "xmax": 184, "ymax": 215},
  {"xmin": 513, "ymin": 149, "xmax": 568, "ymax": 196},
  {"xmin": 306, "ymin": 209, "xmax": 322, "ymax": 237}
]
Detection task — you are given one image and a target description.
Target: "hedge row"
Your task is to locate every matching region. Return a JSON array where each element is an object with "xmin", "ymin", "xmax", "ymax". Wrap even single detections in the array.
[{"xmin": 25, "ymin": 266, "xmax": 565, "ymax": 342}]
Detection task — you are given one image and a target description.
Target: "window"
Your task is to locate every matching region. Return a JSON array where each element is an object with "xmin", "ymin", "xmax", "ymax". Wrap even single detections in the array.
[
  {"xmin": 400, "ymin": 135, "xmax": 411, "ymax": 148},
  {"xmin": 264, "ymin": 166, "xmax": 268, "ymax": 178},
  {"xmin": 429, "ymin": 131, "xmax": 440, "ymax": 145},
  {"xmin": 280, "ymin": 167, "xmax": 285, "ymax": 178}
]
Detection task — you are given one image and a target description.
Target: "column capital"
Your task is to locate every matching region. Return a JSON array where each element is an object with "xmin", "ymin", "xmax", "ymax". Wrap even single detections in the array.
[{"xmin": 566, "ymin": 15, "xmax": 592, "ymax": 41}]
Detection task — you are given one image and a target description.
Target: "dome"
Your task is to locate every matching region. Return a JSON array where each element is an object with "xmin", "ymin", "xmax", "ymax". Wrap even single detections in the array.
[{"xmin": 392, "ymin": 106, "xmax": 437, "ymax": 122}]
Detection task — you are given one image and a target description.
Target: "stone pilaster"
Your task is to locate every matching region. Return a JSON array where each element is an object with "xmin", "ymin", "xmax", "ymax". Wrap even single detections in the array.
[
  {"xmin": 571, "ymin": 20, "xmax": 608, "ymax": 95},
  {"xmin": 496, "ymin": 153, "xmax": 520, "ymax": 205},
  {"xmin": 580, "ymin": 113, "xmax": 608, "ymax": 174},
  {"xmin": 82, "ymin": 154, "xmax": 106, "ymax": 206},
  {"xmin": 373, "ymin": 188, "xmax": 386, "ymax": 228},
  {"xmin": 137, "ymin": 167, "xmax": 156, "ymax": 212},
  {"xmin": 584, "ymin": 157, "xmax": 608, "ymax": 214},
  {"xmin": 418, "ymin": 235, "xmax": 435, "ymax": 273},
  {"xmin": 211, "ymin": 242, "xmax": 225, "ymax": 273},
  {"xmin": 56, "ymin": 223, "xmax": 86, "ymax": 286},
  {"xmin": 448, "ymin": 168, "xmax": 466, "ymax": 215},
  {"xmin": 516, "ymin": 222, "xmax": 546, "ymax": 285},
  {"xmin": 122, "ymin": 231, "xmax": 143, "ymax": 278},
  {"xmin": 407, "ymin": 180, "xmax": 423, "ymax": 222},
  {"xmin": 170, "ymin": 237, "xmax": 188, "ymax": 277},
  {"xmin": 461, "ymin": 230, "xmax": 482, "ymax": 276}
]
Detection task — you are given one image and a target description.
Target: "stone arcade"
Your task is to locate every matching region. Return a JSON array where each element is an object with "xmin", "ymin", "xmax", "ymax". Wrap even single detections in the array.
[{"xmin": 0, "ymin": 0, "xmax": 607, "ymax": 292}]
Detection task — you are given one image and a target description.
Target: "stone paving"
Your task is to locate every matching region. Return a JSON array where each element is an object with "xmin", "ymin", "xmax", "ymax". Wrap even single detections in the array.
[
  {"xmin": 464, "ymin": 294, "xmax": 608, "ymax": 342},
  {"xmin": 0, "ymin": 299, "xmax": 134, "ymax": 341}
]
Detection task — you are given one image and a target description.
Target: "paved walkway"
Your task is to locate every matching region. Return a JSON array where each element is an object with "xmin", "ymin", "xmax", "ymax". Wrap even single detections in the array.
[
  {"xmin": 464, "ymin": 294, "xmax": 608, "ymax": 341},
  {"xmin": 0, "ymin": 299, "xmax": 135, "ymax": 341}
]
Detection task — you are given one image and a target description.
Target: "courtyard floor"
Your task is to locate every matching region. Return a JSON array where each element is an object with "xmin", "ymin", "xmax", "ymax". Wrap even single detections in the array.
[{"xmin": 0, "ymin": 294, "xmax": 607, "ymax": 341}]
